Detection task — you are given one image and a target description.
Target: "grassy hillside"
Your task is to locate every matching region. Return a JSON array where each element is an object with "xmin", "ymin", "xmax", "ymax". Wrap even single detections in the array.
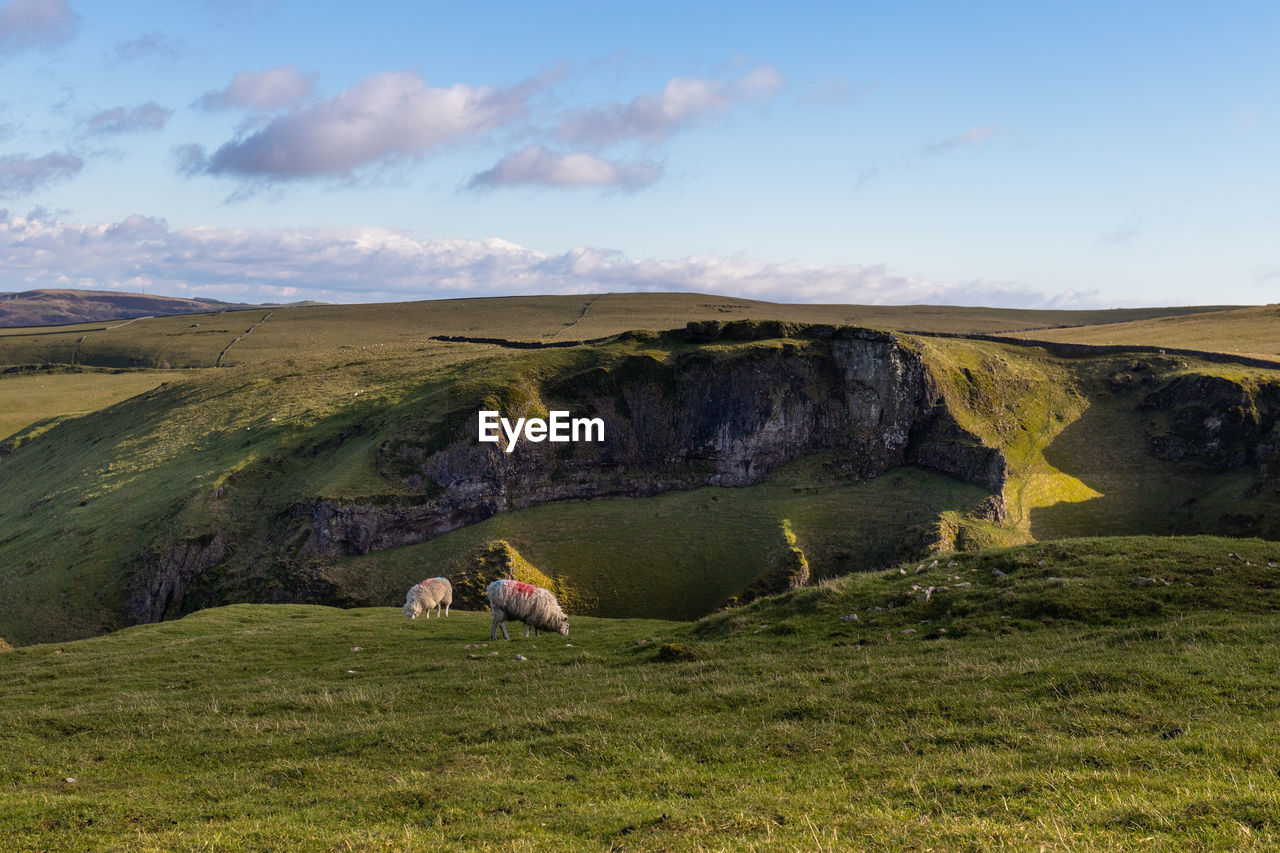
[
  {"xmin": 327, "ymin": 463, "xmax": 989, "ymax": 619},
  {"xmin": 4, "ymin": 536, "xmax": 1280, "ymax": 850},
  {"xmin": 911, "ymin": 338, "xmax": 1280, "ymax": 545},
  {"xmin": 1009, "ymin": 304, "xmax": 1280, "ymax": 363},
  {"xmin": 0, "ymin": 292, "xmax": 1244, "ymax": 369},
  {"xmin": 0, "ymin": 366, "xmax": 190, "ymax": 444},
  {"xmin": 2, "ymin": 319, "xmax": 1278, "ymax": 648},
  {"xmin": 0, "ymin": 332, "xmax": 998, "ymax": 646}
]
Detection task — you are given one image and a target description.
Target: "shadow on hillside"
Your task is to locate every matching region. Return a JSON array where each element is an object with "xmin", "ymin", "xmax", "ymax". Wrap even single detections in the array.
[{"xmin": 1029, "ymin": 394, "xmax": 1233, "ymax": 539}]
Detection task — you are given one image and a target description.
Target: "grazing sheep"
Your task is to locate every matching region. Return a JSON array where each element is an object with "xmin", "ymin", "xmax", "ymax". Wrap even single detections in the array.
[
  {"xmin": 404, "ymin": 577, "xmax": 453, "ymax": 620},
  {"xmin": 486, "ymin": 579, "xmax": 569, "ymax": 640}
]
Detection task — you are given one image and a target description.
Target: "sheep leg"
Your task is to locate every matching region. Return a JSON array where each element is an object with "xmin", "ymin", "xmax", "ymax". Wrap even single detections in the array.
[
  {"xmin": 443, "ymin": 601, "xmax": 450, "ymax": 617},
  {"xmin": 492, "ymin": 609, "xmax": 510, "ymax": 640}
]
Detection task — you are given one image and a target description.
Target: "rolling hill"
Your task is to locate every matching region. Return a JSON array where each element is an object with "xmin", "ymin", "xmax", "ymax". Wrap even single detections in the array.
[
  {"xmin": 2, "ymin": 291, "xmax": 1279, "ymax": 848},
  {"xmin": 1008, "ymin": 303, "xmax": 1280, "ymax": 363},
  {"xmin": 0, "ymin": 288, "xmax": 265, "ymax": 328},
  {"xmin": 0, "ymin": 291, "xmax": 1248, "ymax": 370},
  {"xmin": 0, "ymin": 294, "xmax": 1277, "ymax": 648},
  {"xmin": 3, "ymin": 536, "xmax": 1280, "ymax": 849}
]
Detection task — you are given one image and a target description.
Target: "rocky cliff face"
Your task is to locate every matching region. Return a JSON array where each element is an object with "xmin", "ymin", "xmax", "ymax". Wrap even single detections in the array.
[
  {"xmin": 129, "ymin": 534, "xmax": 227, "ymax": 624},
  {"xmin": 1141, "ymin": 374, "xmax": 1280, "ymax": 472},
  {"xmin": 305, "ymin": 326, "xmax": 1008, "ymax": 559}
]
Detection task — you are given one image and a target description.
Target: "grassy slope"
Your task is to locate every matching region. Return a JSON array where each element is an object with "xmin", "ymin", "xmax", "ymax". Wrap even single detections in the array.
[
  {"xmin": 3, "ymin": 536, "xmax": 1280, "ymax": 850},
  {"xmin": 0, "ymin": 367, "xmax": 190, "ymax": 444},
  {"xmin": 1010, "ymin": 304, "xmax": 1280, "ymax": 363},
  {"xmin": 0, "ymin": 339, "xmax": 508, "ymax": 645},
  {"xmin": 913, "ymin": 338, "xmax": 1280, "ymax": 545},
  {"xmin": 0, "ymin": 333, "xmax": 994, "ymax": 645},
  {"xmin": 328, "ymin": 462, "xmax": 988, "ymax": 619},
  {"xmin": 0, "ymin": 293, "xmax": 1244, "ymax": 369},
  {"xmin": 3, "ymin": 324, "xmax": 1278, "ymax": 648}
]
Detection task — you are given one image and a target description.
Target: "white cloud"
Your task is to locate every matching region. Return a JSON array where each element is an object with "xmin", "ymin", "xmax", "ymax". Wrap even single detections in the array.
[
  {"xmin": 86, "ymin": 102, "xmax": 171, "ymax": 135},
  {"xmin": 0, "ymin": 153, "xmax": 83, "ymax": 198},
  {"xmin": 192, "ymin": 70, "xmax": 542, "ymax": 181},
  {"xmin": 921, "ymin": 124, "xmax": 999, "ymax": 155},
  {"xmin": 195, "ymin": 64, "xmax": 317, "ymax": 112},
  {"xmin": 108, "ymin": 31, "xmax": 183, "ymax": 65},
  {"xmin": 557, "ymin": 65, "xmax": 785, "ymax": 147},
  {"xmin": 469, "ymin": 145, "xmax": 661, "ymax": 190},
  {"xmin": 0, "ymin": 211, "xmax": 1100, "ymax": 309},
  {"xmin": 1094, "ymin": 217, "xmax": 1144, "ymax": 248},
  {"xmin": 0, "ymin": 0, "xmax": 78, "ymax": 54}
]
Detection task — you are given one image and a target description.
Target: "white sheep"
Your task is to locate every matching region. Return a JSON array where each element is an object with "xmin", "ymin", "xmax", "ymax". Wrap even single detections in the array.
[
  {"xmin": 486, "ymin": 579, "xmax": 569, "ymax": 640},
  {"xmin": 404, "ymin": 577, "xmax": 453, "ymax": 620}
]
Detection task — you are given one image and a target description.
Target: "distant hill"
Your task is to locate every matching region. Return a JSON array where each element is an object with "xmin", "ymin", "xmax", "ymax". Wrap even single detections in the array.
[
  {"xmin": 0, "ymin": 288, "xmax": 264, "ymax": 328},
  {"xmin": 0, "ymin": 291, "xmax": 1253, "ymax": 370}
]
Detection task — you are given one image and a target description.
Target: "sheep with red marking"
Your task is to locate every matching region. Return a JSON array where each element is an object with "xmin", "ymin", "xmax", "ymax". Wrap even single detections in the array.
[
  {"xmin": 486, "ymin": 579, "xmax": 569, "ymax": 640},
  {"xmin": 404, "ymin": 577, "xmax": 453, "ymax": 620}
]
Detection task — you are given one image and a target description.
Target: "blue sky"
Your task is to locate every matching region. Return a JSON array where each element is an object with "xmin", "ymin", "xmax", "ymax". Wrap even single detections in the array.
[{"xmin": 1, "ymin": 0, "xmax": 1276, "ymax": 307}]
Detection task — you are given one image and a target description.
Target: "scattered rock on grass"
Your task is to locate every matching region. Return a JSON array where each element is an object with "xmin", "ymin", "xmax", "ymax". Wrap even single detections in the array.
[{"xmin": 656, "ymin": 642, "xmax": 702, "ymax": 662}]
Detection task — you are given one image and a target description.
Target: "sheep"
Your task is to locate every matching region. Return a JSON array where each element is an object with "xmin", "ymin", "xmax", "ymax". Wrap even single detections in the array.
[
  {"xmin": 486, "ymin": 579, "xmax": 569, "ymax": 640},
  {"xmin": 404, "ymin": 577, "xmax": 453, "ymax": 620}
]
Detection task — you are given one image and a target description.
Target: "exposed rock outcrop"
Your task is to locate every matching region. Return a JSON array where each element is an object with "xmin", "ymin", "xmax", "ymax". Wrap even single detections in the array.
[
  {"xmin": 1141, "ymin": 374, "xmax": 1280, "ymax": 471},
  {"xmin": 129, "ymin": 533, "xmax": 227, "ymax": 624},
  {"xmin": 303, "ymin": 326, "xmax": 1009, "ymax": 559},
  {"xmin": 449, "ymin": 539, "xmax": 560, "ymax": 611}
]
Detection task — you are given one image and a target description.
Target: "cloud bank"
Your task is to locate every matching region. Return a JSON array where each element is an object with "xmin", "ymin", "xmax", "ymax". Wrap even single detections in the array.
[
  {"xmin": 0, "ymin": 211, "xmax": 1099, "ymax": 308},
  {"xmin": 181, "ymin": 64, "xmax": 784, "ymax": 192},
  {"xmin": 189, "ymin": 70, "xmax": 541, "ymax": 181}
]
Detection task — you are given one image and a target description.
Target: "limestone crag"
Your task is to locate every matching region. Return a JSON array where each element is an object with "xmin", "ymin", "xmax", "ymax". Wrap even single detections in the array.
[
  {"xmin": 129, "ymin": 533, "xmax": 227, "ymax": 624},
  {"xmin": 1141, "ymin": 374, "xmax": 1280, "ymax": 472},
  {"xmin": 305, "ymin": 326, "xmax": 1008, "ymax": 558}
]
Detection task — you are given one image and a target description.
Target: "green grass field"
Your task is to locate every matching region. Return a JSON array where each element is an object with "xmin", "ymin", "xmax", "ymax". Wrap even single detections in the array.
[
  {"xmin": 1, "ymin": 295, "xmax": 1279, "ymax": 848},
  {"xmin": 0, "ymin": 292, "xmax": 1247, "ymax": 370},
  {"xmin": 4, "ymin": 536, "xmax": 1280, "ymax": 850},
  {"xmin": 1010, "ymin": 304, "xmax": 1280, "ymax": 363},
  {"xmin": 0, "ymin": 367, "xmax": 190, "ymax": 444},
  {"xmin": 328, "ymin": 462, "xmax": 989, "ymax": 619},
  {"xmin": 2, "ymin": 315, "xmax": 1278, "ymax": 649}
]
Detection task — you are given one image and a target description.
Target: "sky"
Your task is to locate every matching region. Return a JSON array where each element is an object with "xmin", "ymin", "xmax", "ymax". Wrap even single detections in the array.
[{"xmin": 0, "ymin": 0, "xmax": 1277, "ymax": 309}]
